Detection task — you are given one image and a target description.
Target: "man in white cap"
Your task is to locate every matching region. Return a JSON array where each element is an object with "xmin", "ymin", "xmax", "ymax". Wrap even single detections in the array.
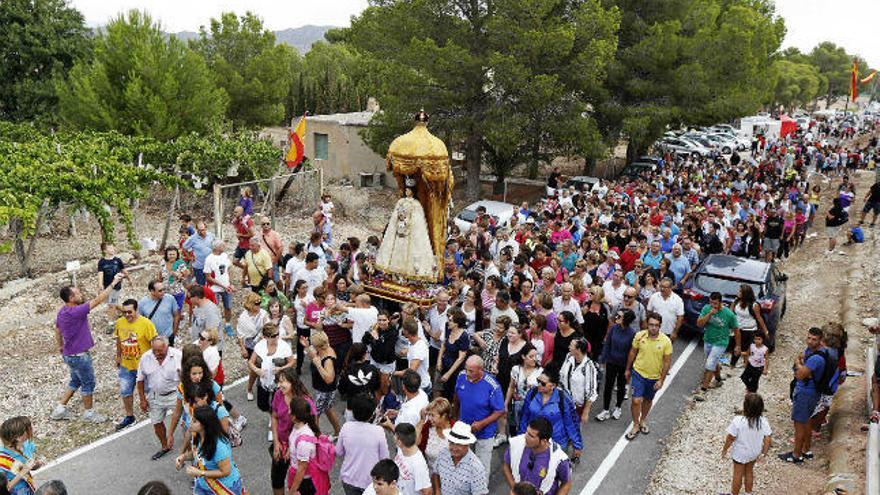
[{"xmin": 431, "ymin": 421, "xmax": 489, "ymax": 495}]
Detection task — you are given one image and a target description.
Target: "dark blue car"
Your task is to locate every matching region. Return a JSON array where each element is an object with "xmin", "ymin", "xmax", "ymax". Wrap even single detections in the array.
[{"xmin": 680, "ymin": 254, "xmax": 787, "ymax": 350}]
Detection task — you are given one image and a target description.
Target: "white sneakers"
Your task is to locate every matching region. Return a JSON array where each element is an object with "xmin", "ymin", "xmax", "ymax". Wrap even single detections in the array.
[
  {"xmin": 50, "ymin": 404, "xmax": 73, "ymax": 421},
  {"xmin": 247, "ymin": 391, "xmax": 255, "ymax": 401},
  {"xmin": 612, "ymin": 407, "xmax": 622, "ymax": 420},
  {"xmin": 493, "ymin": 434, "xmax": 508, "ymax": 448},
  {"xmin": 267, "ymin": 430, "xmax": 273, "ymax": 443},
  {"xmin": 81, "ymin": 409, "xmax": 107, "ymax": 423},
  {"xmin": 51, "ymin": 405, "xmax": 106, "ymax": 423},
  {"xmin": 596, "ymin": 410, "xmax": 611, "ymax": 421},
  {"xmin": 234, "ymin": 415, "xmax": 248, "ymax": 431}
]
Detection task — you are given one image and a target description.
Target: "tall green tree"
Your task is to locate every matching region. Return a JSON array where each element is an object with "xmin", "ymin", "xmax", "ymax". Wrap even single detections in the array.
[
  {"xmin": 769, "ymin": 59, "xmax": 821, "ymax": 112},
  {"xmin": 340, "ymin": 0, "xmax": 620, "ymax": 200},
  {"xmin": 0, "ymin": 0, "xmax": 92, "ymax": 123},
  {"xmin": 56, "ymin": 10, "xmax": 227, "ymax": 140},
  {"xmin": 293, "ymin": 41, "xmax": 380, "ymax": 116},
  {"xmin": 191, "ymin": 12, "xmax": 294, "ymax": 128},
  {"xmin": 597, "ymin": 0, "xmax": 784, "ymax": 161},
  {"xmin": 808, "ymin": 41, "xmax": 852, "ymax": 107}
]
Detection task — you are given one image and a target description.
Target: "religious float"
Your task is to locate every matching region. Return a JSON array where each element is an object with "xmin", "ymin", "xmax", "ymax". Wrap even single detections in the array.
[{"xmin": 362, "ymin": 111, "xmax": 453, "ymax": 307}]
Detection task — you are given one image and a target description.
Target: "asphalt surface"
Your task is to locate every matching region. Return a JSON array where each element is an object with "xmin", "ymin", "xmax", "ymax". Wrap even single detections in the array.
[{"xmin": 34, "ymin": 335, "xmax": 706, "ymax": 494}]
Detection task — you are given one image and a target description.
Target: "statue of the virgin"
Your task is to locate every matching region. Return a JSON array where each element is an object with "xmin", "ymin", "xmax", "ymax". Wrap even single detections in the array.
[{"xmin": 375, "ymin": 176, "xmax": 437, "ymax": 280}]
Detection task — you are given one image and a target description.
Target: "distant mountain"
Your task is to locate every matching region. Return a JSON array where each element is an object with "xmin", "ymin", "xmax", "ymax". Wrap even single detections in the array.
[{"xmin": 166, "ymin": 25, "xmax": 335, "ymax": 53}]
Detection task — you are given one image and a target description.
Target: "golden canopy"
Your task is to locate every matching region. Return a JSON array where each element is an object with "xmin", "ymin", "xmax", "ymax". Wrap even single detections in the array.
[{"xmin": 386, "ymin": 117, "xmax": 454, "ymax": 281}]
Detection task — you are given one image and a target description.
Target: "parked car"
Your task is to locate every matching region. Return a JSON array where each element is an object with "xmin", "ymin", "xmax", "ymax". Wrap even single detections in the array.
[
  {"xmin": 564, "ymin": 175, "xmax": 601, "ymax": 193},
  {"xmin": 680, "ymin": 254, "xmax": 787, "ymax": 350},
  {"xmin": 453, "ymin": 200, "xmax": 517, "ymax": 234},
  {"xmin": 658, "ymin": 137, "xmax": 712, "ymax": 158},
  {"xmin": 704, "ymin": 133, "xmax": 738, "ymax": 154},
  {"xmin": 620, "ymin": 156, "xmax": 660, "ymax": 178}
]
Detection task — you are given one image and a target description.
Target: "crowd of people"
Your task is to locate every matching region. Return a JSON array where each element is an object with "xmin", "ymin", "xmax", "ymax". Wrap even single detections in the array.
[{"xmin": 2, "ymin": 114, "xmax": 879, "ymax": 495}]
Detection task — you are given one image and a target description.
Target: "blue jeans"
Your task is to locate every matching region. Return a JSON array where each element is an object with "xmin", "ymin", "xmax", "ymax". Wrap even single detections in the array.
[
  {"xmin": 64, "ymin": 352, "xmax": 96, "ymax": 395},
  {"xmin": 118, "ymin": 367, "xmax": 138, "ymax": 397},
  {"xmin": 193, "ymin": 267, "xmax": 206, "ymax": 285}
]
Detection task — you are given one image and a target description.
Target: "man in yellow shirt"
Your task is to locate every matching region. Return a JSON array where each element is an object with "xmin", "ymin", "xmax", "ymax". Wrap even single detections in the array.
[
  {"xmin": 114, "ymin": 298, "xmax": 157, "ymax": 431},
  {"xmin": 243, "ymin": 242, "xmax": 273, "ymax": 291},
  {"xmin": 624, "ymin": 311, "xmax": 672, "ymax": 440}
]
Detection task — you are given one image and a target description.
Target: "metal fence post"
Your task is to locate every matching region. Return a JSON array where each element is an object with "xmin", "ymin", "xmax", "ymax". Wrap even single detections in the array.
[{"xmin": 213, "ymin": 183, "xmax": 222, "ymax": 239}]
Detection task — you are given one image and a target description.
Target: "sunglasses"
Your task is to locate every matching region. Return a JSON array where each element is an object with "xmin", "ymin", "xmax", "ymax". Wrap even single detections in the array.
[
  {"xmin": 527, "ymin": 452, "xmax": 536, "ymax": 471},
  {"xmin": 267, "ymin": 333, "xmax": 279, "ymax": 338},
  {"xmin": 198, "ymin": 334, "xmax": 209, "ymax": 341},
  {"xmin": 536, "ymin": 379, "xmax": 548, "ymax": 387},
  {"xmin": 623, "ymin": 294, "xmax": 635, "ymax": 299}
]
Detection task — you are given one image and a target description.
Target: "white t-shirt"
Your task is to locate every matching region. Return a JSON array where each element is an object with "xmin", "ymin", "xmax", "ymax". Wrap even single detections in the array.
[
  {"xmin": 285, "ymin": 257, "xmax": 305, "ymax": 279},
  {"xmin": 406, "ymin": 339, "xmax": 431, "ymax": 389},
  {"xmin": 253, "ymin": 339, "xmax": 293, "ymax": 389},
  {"xmin": 726, "ymin": 415, "xmax": 772, "ymax": 464},
  {"xmin": 348, "ymin": 306, "xmax": 379, "ymax": 343},
  {"xmin": 362, "ymin": 485, "xmax": 400, "ymax": 495},
  {"xmin": 203, "ymin": 252, "xmax": 232, "ymax": 293},
  {"xmin": 396, "ymin": 390, "xmax": 429, "ymax": 427},
  {"xmin": 394, "ymin": 449, "xmax": 432, "ymax": 495},
  {"xmin": 293, "ymin": 266, "xmax": 327, "ymax": 298},
  {"xmin": 646, "ymin": 292, "xmax": 685, "ymax": 335},
  {"xmin": 601, "ymin": 282, "xmax": 627, "ymax": 308},
  {"xmin": 202, "ymin": 345, "xmax": 221, "ymax": 375}
]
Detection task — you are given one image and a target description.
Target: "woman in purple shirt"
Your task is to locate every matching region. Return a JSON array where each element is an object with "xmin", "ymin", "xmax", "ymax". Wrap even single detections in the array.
[{"xmin": 335, "ymin": 394, "xmax": 389, "ymax": 495}]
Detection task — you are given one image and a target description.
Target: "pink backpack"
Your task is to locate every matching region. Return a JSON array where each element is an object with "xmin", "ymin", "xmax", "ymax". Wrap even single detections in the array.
[{"xmin": 292, "ymin": 434, "xmax": 335, "ymax": 495}]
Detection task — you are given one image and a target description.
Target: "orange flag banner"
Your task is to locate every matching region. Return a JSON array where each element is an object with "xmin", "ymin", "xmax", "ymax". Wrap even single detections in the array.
[{"xmin": 285, "ymin": 115, "xmax": 307, "ymax": 169}]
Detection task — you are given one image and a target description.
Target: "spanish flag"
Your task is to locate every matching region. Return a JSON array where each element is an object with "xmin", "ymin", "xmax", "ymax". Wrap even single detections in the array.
[
  {"xmin": 286, "ymin": 114, "xmax": 307, "ymax": 169},
  {"xmin": 851, "ymin": 59, "xmax": 859, "ymax": 102}
]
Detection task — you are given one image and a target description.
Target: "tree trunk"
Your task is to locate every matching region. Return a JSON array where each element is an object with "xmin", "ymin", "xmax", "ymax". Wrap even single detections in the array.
[
  {"xmin": 159, "ymin": 185, "xmax": 180, "ymax": 251},
  {"xmin": 582, "ymin": 155, "xmax": 596, "ymax": 176},
  {"xmin": 13, "ymin": 199, "xmax": 50, "ymax": 278},
  {"xmin": 492, "ymin": 175, "xmax": 505, "ymax": 196},
  {"xmin": 465, "ymin": 134, "xmax": 482, "ymax": 201},
  {"xmin": 626, "ymin": 141, "xmax": 638, "ymax": 165}
]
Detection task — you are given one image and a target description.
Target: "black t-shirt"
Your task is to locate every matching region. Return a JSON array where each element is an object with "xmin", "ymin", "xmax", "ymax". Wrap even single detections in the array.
[
  {"xmin": 764, "ymin": 217, "xmax": 783, "ymax": 239},
  {"xmin": 97, "ymin": 257, "xmax": 124, "ymax": 290},
  {"xmin": 868, "ymin": 182, "xmax": 880, "ymax": 204},
  {"xmin": 311, "ymin": 355, "xmax": 339, "ymax": 393},
  {"xmin": 826, "ymin": 206, "xmax": 848, "ymax": 227},
  {"xmin": 547, "ymin": 172, "xmax": 561, "ymax": 189}
]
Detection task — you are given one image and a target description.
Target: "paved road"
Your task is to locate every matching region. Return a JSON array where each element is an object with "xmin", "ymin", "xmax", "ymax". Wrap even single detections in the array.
[{"xmin": 35, "ymin": 336, "xmax": 704, "ymax": 494}]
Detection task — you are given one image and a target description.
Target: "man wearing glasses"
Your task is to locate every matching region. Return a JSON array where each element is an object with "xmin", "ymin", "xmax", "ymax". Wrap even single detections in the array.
[
  {"xmin": 502, "ymin": 417, "xmax": 572, "ymax": 495},
  {"xmin": 138, "ymin": 280, "xmax": 181, "ymax": 347},
  {"xmin": 113, "ymin": 298, "xmax": 158, "ymax": 431}
]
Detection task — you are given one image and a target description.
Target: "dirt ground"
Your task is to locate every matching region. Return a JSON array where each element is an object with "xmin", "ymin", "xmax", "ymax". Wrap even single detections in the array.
[
  {"xmin": 647, "ymin": 169, "xmax": 879, "ymax": 495},
  {"xmin": 0, "ymin": 184, "xmax": 393, "ymax": 459}
]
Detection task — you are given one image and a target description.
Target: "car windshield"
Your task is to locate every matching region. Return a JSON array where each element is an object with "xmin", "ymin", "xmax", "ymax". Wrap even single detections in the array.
[
  {"xmin": 457, "ymin": 209, "xmax": 477, "ymax": 222},
  {"xmin": 694, "ymin": 275, "xmax": 764, "ymax": 298}
]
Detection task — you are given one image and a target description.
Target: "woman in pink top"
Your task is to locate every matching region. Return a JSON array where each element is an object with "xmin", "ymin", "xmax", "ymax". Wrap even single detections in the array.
[
  {"xmin": 287, "ymin": 397, "xmax": 321, "ymax": 495},
  {"xmin": 270, "ymin": 369, "xmax": 315, "ymax": 495}
]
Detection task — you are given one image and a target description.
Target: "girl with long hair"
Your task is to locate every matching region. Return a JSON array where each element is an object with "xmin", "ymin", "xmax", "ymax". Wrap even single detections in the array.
[
  {"xmin": 175, "ymin": 406, "xmax": 245, "ymax": 494},
  {"xmin": 286, "ymin": 397, "xmax": 323, "ymax": 495},
  {"xmin": 269, "ymin": 369, "xmax": 316, "ymax": 495},
  {"xmin": 729, "ymin": 284, "xmax": 768, "ymax": 368},
  {"xmin": 0, "ymin": 416, "xmax": 41, "ymax": 495}
]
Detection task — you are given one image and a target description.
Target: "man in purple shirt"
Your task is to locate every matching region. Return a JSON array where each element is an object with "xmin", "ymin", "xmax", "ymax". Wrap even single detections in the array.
[
  {"xmin": 50, "ymin": 272, "xmax": 125, "ymax": 423},
  {"xmin": 502, "ymin": 417, "xmax": 572, "ymax": 495}
]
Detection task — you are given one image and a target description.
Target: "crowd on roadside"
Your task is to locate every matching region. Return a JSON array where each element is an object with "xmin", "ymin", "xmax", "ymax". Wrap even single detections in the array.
[{"xmin": 3, "ymin": 114, "xmax": 879, "ymax": 495}]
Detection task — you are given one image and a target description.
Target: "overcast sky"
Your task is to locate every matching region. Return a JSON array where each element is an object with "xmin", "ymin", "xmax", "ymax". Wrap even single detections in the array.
[{"xmin": 70, "ymin": 0, "xmax": 879, "ymax": 67}]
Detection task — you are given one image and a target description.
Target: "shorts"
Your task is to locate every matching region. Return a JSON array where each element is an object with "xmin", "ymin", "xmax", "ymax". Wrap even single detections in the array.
[
  {"xmin": 812, "ymin": 394, "xmax": 834, "ymax": 417},
  {"xmin": 117, "ymin": 367, "xmax": 138, "ymax": 397},
  {"xmin": 314, "ymin": 389, "xmax": 337, "ymax": 415},
  {"xmin": 791, "ymin": 388, "xmax": 820, "ymax": 423},
  {"xmin": 217, "ymin": 290, "xmax": 232, "ymax": 310},
  {"xmin": 64, "ymin": 352, "xmax": 96, "ymax": 395},
  {"xmin": 631, "ymin": 369, "xmax": 658, "ymax": 401},
  {"xmin": 762, "ymin": 238, "xmax": 780, "ymax": 253},
  {"xmin": 233, "ymin": 246, "xmax": 249, "ymax": 260},
  {"xmin": 172, "ymin": 292, "xmax": 186, "ymax": 311},
  {"xmin": 863, "ymin": 201, "xmax": 880, "ymax": 215},
  {"xmin": 257, "ymin": 384, "xmax": 274, "ymax": 413},
  {"xmin": 149, "ymin": 391, "xmax": 177, "ymax": 425},
  {"xmin": 107, "ymin": 288, "xmax": 121, "ymax": 305},
  {"xmin": 703, "ymin": 342, "xmax": 726, "ymax": 371},
  {"xmin": 825, "ymin": 226, "xmax": 840, "ymax": 238}
]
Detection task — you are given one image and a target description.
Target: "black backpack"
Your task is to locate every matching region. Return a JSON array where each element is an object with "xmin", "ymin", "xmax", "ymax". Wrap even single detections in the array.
[{"xmin": 812, "ymin": 348, "xmax": 838, "ymax": 396}]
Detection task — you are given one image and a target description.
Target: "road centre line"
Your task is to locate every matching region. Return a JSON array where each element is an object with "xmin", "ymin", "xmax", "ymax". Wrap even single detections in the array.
[{"xmin": 579, "ymin": 338, "xmax": 699, "ymax": 495}]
